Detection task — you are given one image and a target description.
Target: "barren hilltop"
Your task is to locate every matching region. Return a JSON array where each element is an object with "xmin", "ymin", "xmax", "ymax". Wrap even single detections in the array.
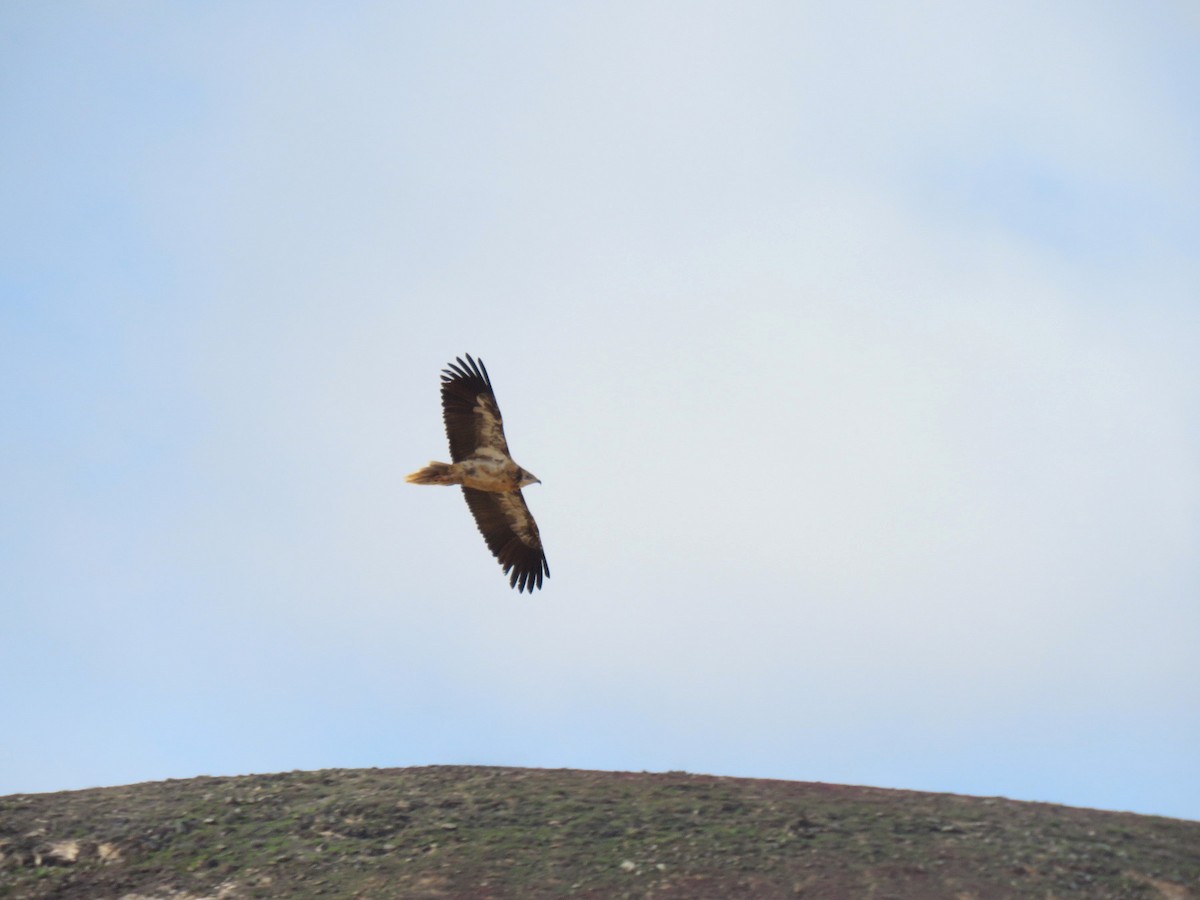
[{"xmin": 2, "ymin": 766, "xmax": 1197, "ymax": 898}]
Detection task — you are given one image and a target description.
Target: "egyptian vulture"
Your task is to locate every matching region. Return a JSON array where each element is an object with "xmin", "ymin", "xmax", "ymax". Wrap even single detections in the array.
[{"xmin": 406, "ymin": 354, "xmax": 549, "ymax": 592}]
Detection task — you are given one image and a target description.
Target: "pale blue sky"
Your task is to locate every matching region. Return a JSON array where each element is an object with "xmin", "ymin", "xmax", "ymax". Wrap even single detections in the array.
[{"xmin": 3, "ymin": 2, "xmax": 1198, "ymax": 821}]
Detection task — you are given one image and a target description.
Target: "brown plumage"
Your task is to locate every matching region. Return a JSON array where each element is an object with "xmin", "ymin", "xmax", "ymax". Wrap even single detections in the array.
[{"xmin": 407, "ymin": 354, "xmax": 549, "ymax": 593}]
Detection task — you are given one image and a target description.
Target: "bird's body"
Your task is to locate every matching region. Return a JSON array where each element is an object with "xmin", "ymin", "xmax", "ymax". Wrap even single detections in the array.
[
  {"xmin": 406, "ymin": 449, "xmax": 529, "ymax": 492},
  {"xmin": 406, "ymin": 354, "xmax": 549, "ymax": 592}
]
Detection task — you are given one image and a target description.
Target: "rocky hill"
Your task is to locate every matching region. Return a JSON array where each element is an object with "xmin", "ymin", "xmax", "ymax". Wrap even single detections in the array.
[{"xmin": 2, "ymin": 766, "xmax": 1197, "ymax": 898}]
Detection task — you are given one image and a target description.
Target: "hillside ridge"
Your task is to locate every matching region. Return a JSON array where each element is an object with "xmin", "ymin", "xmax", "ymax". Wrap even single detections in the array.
[{"xmin": 2, "ymin": 765, "xmax": 1197, "ymax": 898}]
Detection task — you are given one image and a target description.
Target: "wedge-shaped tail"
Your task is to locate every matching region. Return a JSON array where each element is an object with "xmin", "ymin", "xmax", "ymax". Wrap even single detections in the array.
[{"xmin": 406, "ymin": 461, "xmax": 458, "ymax": 485}]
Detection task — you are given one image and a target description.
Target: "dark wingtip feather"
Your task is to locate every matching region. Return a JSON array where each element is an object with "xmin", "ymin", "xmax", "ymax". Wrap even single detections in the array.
[
  {"xmin": 442, "ymin": 354, "xmax": 491, "ymax": 389},
  {"xmin": 469, "ymin": 354, "xmax": 491, "ymax": 386},
  {"xmin": 505, "ymin": 558, "xmax": 548, "ymax": 593}
]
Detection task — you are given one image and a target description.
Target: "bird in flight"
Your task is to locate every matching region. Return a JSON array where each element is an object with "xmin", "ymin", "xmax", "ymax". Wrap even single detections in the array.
[{"xmin": 407, "ymin": 354, "xmax": 549, "ymax": 592}]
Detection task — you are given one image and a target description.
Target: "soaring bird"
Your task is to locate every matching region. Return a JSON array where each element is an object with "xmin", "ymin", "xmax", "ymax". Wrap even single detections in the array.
[{"xmin": 407, "ymin": 354, "xmax": 549, "ymax": 592}]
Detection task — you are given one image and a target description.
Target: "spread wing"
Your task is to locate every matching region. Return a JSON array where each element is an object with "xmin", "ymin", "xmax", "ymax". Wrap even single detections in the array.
[
  {"xmin": 441, "ymin": 354, "xmax": 509, "ymax": 462},
  {"xmin": 461, "ymin": 487, "xmax": 549, "ymax": 592}
]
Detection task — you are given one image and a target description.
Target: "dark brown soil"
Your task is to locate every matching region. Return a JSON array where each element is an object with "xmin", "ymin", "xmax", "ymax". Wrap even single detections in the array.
[{"xmin": 1, "ymin": 766, "xmax": 1197, "ymax": 898}]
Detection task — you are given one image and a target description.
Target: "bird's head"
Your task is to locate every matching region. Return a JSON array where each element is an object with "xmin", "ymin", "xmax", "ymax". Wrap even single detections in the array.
[{"xmin": 518, "ymin": 469, "xmax": 541, "ymax": 488}]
